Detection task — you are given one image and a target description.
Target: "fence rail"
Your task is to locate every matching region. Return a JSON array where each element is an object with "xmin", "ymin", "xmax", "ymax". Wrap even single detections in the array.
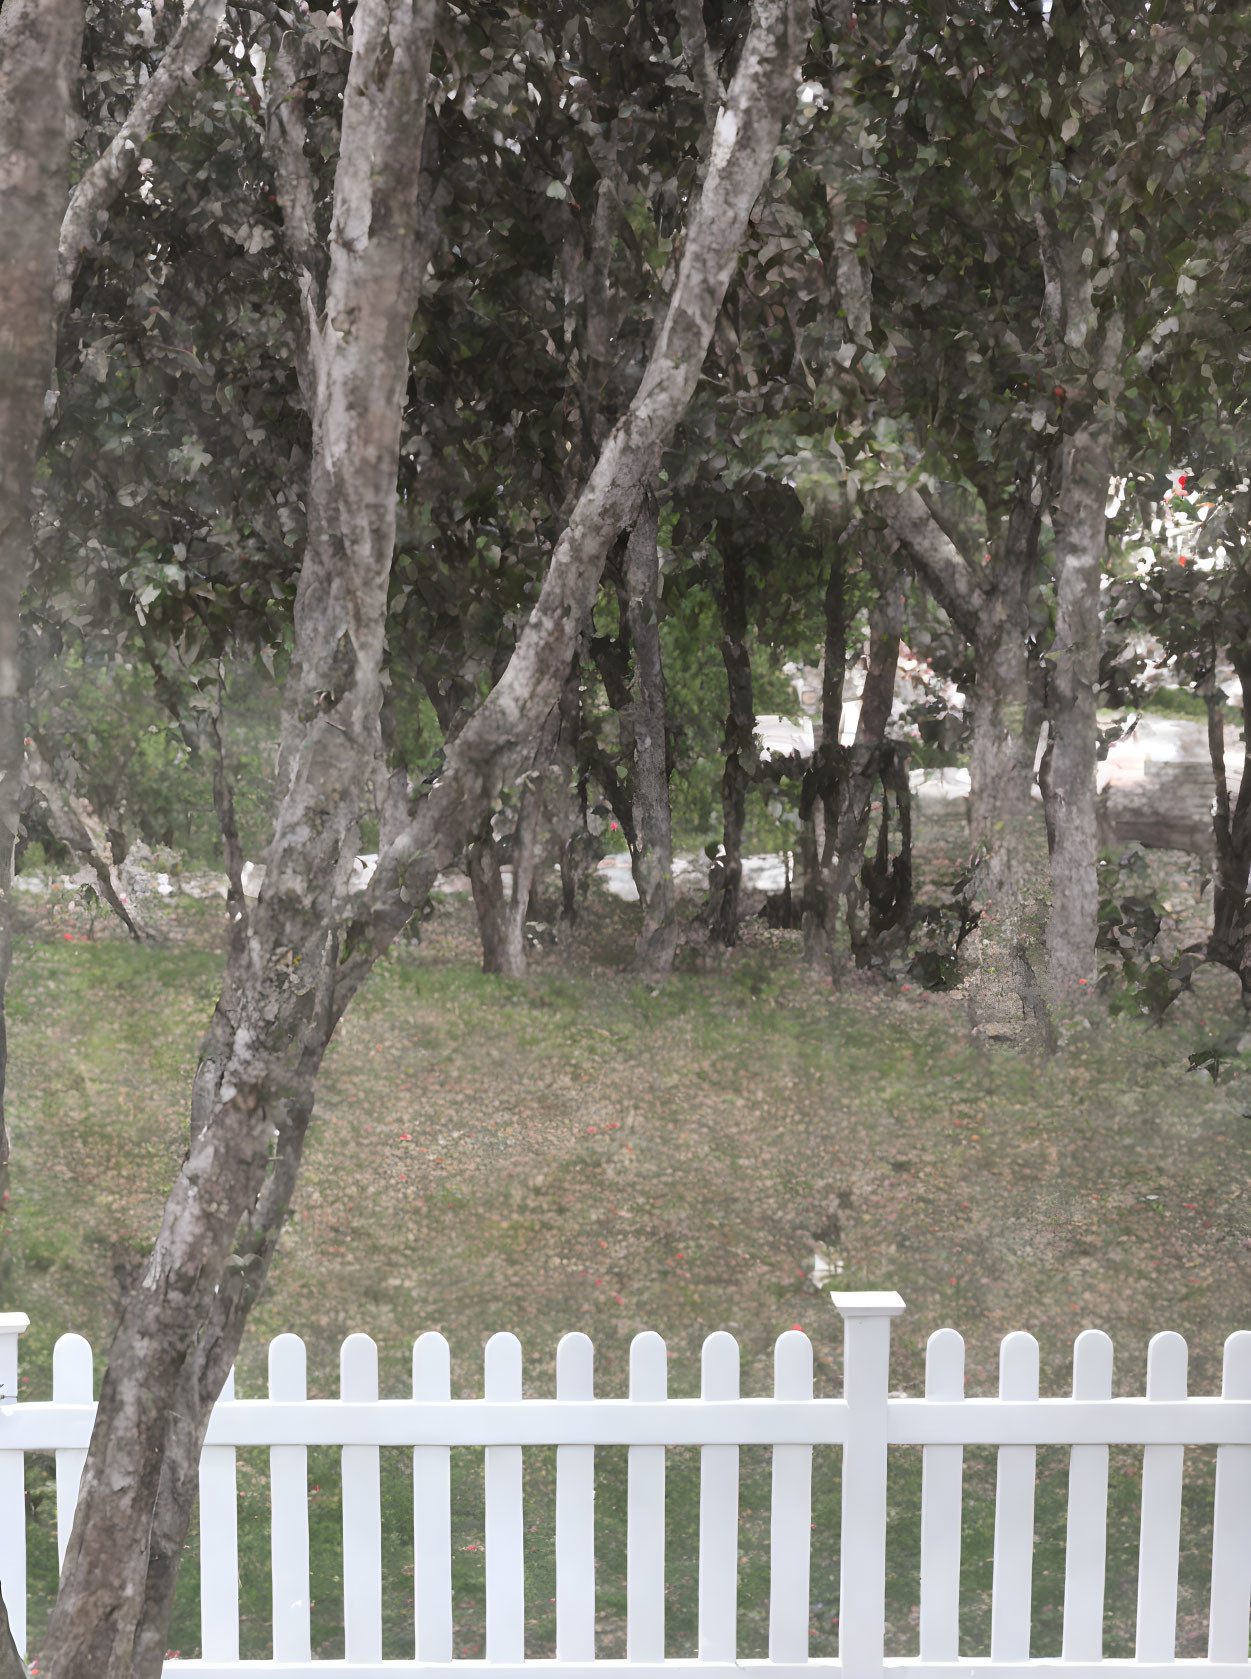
[{"xmin": 1, "ymin": 1292, "xmax": 1249, "ymax": 1677}]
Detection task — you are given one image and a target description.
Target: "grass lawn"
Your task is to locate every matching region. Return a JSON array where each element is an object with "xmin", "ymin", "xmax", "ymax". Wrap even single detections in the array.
[{"xmin": 3, "ymin": 833, "xmax": 1249, "ymax": 1662}]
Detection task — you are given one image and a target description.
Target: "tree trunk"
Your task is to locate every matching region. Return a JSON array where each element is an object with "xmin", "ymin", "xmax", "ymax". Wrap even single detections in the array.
[
  {"xmin": 802, "ymin": 530, "xmax": 849, "ymax": 966},
  {"xmin": 710, "ymin": 533, "xmax": 756, "ymax": 945},
  {"xmin": 824, "ymin": 573, "xmax": 904, "ymax": 966},
  {"xmin": 42, "ymin": 7, "xmax": 810, "ymax": 1671},
  {"xmin": 469, "ymin": 816, "xmax": 515, "ymax": 974},
  {"xmin": 1207, "ymin": 656, "xmax": 1251, "ymax": 1004},
  {"xmin": 0, "ymin": 0, "xmax": 84, "ymax": 1176},
  {"xmin": 41, "ymin": 6, "xmax": 440, "ymax": 1674},
  {"xmin": 469, "ymin": 709, "xmax": 559, "ymax": 978},
  {"xmin": 622, "ymin": 492, "xmax": 677, "ymax": 977},
  {"xmin": 962, "ymin": 510, "xmax": 1052, "ymax": 1045},
  {"xmin": 0, "ymin": 1583, "xmax": 24, "ymax": 1679},
  {"xmin": 558, "ymin": 660, "xmax": 602, "ymax": 925},
  {"xmin": 883, "ymin": 481, "xmax": 1052, "ymax": 1039},
  {"xmin": 1043, "ymin": 418, "xmax": 1111, "ymax": 1010}
]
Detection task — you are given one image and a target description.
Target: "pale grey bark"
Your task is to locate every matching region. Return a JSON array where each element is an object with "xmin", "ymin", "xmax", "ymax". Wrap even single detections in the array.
[
  {"xmin": 343, "ymin": 0, "xmax": 811, "ymax": 983},
  {"xmin": 882, "ymin": 481, "xmax": 1051, "ymax": 1041},
  {"xmin": 1, "ymin": 0, "xmax": 234, "ymax": 1178},
  {"xmin": 1043, "ymin": 412, "xmax": 1116, "ymax": 1007},
  {"xmin": 469, "ymin": 722, "xmax": 558, "ymax": 979},
  {"xmin": 41, "ymin": 5, "xmax": 440, "ymax": 1674},
  {"xmin": 42, "ymin": 6, "xmax": 809, "ymax": 1673},
  {"xmin": 824, "ymin": 572, "xmax": 904, "ymax": 935},
  {"xmin": 1032, "ymin": 203, "xmax": 1125, "ymax": 1015},
  {"xmin": 0, "ymin": 0, "xmax": 85, "ymax": 1173}
]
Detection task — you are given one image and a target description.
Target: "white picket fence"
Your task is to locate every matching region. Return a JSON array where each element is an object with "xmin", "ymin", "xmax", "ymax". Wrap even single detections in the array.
[{"xmin": 1, "ymin": 1291, "xmax": 1250, "ymax": 1678}]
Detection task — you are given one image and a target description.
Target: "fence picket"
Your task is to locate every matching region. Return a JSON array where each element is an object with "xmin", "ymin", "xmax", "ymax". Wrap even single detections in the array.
[
  {"xmin": 5, "ymin": 1292, "xmax": 1251, "ymax": 1679},
  {"xmin": 0, "ymin": 1314, "xmax": 28, "ymax": 1662},
  {"xmin": 341, "ymin": 1333, "xmax": 382, "ymax": 1661},
  {"xmin": 556, "ymin": 1333, "xmax": 596, "ymax": 1661},
  {"xmin": 990, "ymin": 1331, "xmax": 1038, "ymax": 1662},
  {"xmin": 198, "ymin": 1366, "xmax": 239, "ymax": 1662},
  {"xmin": 627, "ymin": 1330, "xmax": 667, "ymax": 1661},
  {"xmin": 485, "ymin": 1331, "xmax": 525, "ymax": 1662},
  {"xmin": 1137, "ymin": 1331, "xmax": 1188, "ymax": 1661},
  {"xmin": 835, "ymin": 1291, "xmax": 906, "ymax": 1679},
  {"xmin": 1062, "ymin": 1330, "xmax": 1113, "ymax": 1662},
  {"xmin": 698, "ymin": 1330, "xmax": 740, "ymax": 1662},
  {"xmin": 1209, "ymin": 1330, "xmax": 1251, "ymax": 1660},
  {"xmin": 52, "ymin": 1333, "xmax": 93, "ymax": 1572},
  {"xmin": 768, "ymin": 1330, "xmax": 813, "ymax": 1664},
  {"xmin": 413, "ymin": 1332, "xmax": 453, "ymax": 1662},
  {"xmin": 919, "ymin": 1327, "xmax": 964, "ymax": 1661},
  {"xmin": 269, "ymin": 1333, "xmax": 311, "ymax": 1662}
]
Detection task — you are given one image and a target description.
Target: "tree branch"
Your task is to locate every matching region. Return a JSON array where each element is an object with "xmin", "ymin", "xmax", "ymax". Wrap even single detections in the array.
[
  {"xmin": 339, "ymin": 0, "xmax": 813, "ymax": 994},
  {"xmin": 879, "ymin": 484, "xmax": 986, "ymax": 634},
  {"xmin": 55, "ymin": 0, "xmax": 229, "ymax": 314},
  {"xmin": 677, "ymin": 0, "xmax": 725, "ymax": 127},
  {"xmin": 23, "ymin": 737, "xmax": 148, "ymax": 941}
]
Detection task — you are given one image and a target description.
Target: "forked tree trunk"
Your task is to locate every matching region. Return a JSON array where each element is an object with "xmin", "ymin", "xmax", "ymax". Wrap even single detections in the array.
[
  {"xmin": 883, "ymin": 481, "xmax": 1052, "ymax": 1041},
  {"xmin": 622, "ymin": 493, "xmax": 677, "ymax": 976},
  {"xmin": 41, "ymin": 6, "xmax": 809, "ymax": 1671},
  {"xmin": 709, "ymin": 533, "xmax": 755, "ymax": 944},
  {"xmin": 1043, "ymin": 416, "xmax": 1112, "ymax": 1009},
  {"xmin": 41, "ymin": 5, "xmax": 441, "ymax": 1673}
]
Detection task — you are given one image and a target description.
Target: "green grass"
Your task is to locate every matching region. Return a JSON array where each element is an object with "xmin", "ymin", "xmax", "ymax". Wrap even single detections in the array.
[{"xmin": 3, "ymin": 866, "xmax": 1250, "ymax": 1661}]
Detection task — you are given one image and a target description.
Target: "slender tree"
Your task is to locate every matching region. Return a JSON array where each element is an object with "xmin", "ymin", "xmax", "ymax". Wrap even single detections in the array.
[{"xmin": 38, "ymin": 4, "xmax": 811, "ymax": 1670}]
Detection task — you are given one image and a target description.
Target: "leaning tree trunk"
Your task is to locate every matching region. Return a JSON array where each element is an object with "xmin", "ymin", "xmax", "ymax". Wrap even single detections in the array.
[
  {"xmin": 41, "ymin": 5, "xmax": 441, "ymax": 1674},
  {"xmin": 710, "ymin": 532, "xmax": 755, "ymax": 944},
  {"xmin": 41, "ymin": 6, "xmax": 810, "ymax": 1673},
  {"xmin": 622, "ymin": 492, "xmax": 678, "ymax": 977},
  {"xmin": 883, "ymin": 481, "xmax": 1052, "ymax": 1040},
  {"xmin": 0, "ymin": 0, "xmax": 84, "ymax": 1176},
  {"xmin": 1043, "ymin": 417, "xmax": 1112, "ymax": 1010}
]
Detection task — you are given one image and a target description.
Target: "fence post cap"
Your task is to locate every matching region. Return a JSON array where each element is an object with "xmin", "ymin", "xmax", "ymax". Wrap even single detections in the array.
[
  {"xmin": 0, "ymin": 1314, "xmax": 30, "ymax": 1335},
  {"xmin": 831, "ymin": 1291, "xmax": 906, "ymax": 1318}
]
